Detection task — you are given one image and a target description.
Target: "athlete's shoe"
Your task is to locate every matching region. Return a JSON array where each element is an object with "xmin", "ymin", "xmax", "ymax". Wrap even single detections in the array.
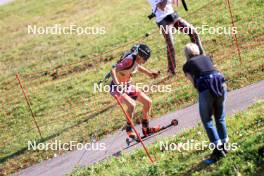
[
  {"xmin": 167, "ymin": 70, "xmax": 176, "ymax": 78},
  {"xmin": 127, "ymin": 131, "xmax": 136, "ymax": 139},
  {"xmin": 203, "ymin": 147, "xmax": 226, "ymax": 165},
  {"xmin": 209, "ymin": 148, "xmax": 226, "ymax": 162},
  {"xmin": 142, "ymin": 125, "xmax": 161, "ymax": 137},
  {"xmin": 220, "ymin": 143, "xmax": 230, "ymax": 154},
  {"xmin": 126, "ymin": 124, "xmax": 136, "ymax": 139}
]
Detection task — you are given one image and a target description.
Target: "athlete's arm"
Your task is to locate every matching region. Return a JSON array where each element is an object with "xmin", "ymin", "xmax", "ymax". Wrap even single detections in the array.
[
  {"xmin": 111, "ymin": 68, "xmax": 120, "ymax": 85},
  {"xmin": 157, "ymin": 0, "xmax": 167, "ymax": 11},
  {"xmin": 138, "ymin": 65, "xmax": 159, "ymax": 78}
]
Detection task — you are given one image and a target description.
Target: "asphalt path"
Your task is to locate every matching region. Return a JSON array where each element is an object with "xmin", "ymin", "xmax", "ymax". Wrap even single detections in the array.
[{"xmin": 15, "ymin": 80, "xmax": 264, "ymax": 176}]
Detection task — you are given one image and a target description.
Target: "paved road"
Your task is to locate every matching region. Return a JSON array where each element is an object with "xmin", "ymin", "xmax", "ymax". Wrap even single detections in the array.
[{"xmin": 15, "ymin": 80, "xmax": 264, "ymax": 176}]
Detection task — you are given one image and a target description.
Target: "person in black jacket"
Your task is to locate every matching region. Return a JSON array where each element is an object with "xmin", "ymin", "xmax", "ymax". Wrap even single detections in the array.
[{"xmin": 183, "ymin": 43, "xmax": 229, "ymax": 163}]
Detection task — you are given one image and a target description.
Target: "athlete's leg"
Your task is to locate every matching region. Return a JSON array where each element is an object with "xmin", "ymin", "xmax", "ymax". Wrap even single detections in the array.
[
  {"xmin": 136, "ymin": 90, "xmax": 152, "ymax": 120},
  {"xmin": 121, "ymin": 94, "xmax": 137, "ymax": 138},
  {"xmin": 174, "ymin": 17, "xmax": 205, "ymax": 54},
  {"xmin": 110, "ymin": 81, "xmax": 137, "ymax": 138},
  {"xmin": 160, "ymin": 24, "xmax": 176, "ymax": 74},
  {"xmin": 122, "ymin": 93, "xmax": 136, "ymax": 120},
  {"xmin": 136, "ymin": 90, "xmax": 160, "ymax": 136}
]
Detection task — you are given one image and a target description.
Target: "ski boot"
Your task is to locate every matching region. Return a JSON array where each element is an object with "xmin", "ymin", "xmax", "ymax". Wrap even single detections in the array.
[
  {"xmin": 125, "ymin": 123, "xmax": 139, "ymax": 146},
  {"xmin": 126, "ymin": 123, "xmax": 136, "ymax": 140},
  {"xmin": 141, "ymin": 119, "xmax": 160, "ymax": 137}
]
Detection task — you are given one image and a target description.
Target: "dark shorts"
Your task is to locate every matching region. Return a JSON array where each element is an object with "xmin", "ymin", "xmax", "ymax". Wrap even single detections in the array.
[
  {"xmin": 109, "ymin": 81, "xmax": 140, "ymax": 101},
  {"xmin": 157, "ymin": 12, "xmax": 179, "ymax": 26}
]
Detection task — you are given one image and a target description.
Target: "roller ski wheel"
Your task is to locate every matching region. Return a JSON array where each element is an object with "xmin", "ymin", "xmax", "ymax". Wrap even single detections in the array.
[{"xmin": 125, "ymin": 119, "xmax": 179, "ymax": 147}]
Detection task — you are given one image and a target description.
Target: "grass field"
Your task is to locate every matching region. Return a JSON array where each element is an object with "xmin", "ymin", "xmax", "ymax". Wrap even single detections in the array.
[
  {"xmin": 71, "ymin": 101, "xmax": 264, "ymax": 176},
  {"xmin": 0, "ymin": 0, "xmax": 263, "ymax": 175}
]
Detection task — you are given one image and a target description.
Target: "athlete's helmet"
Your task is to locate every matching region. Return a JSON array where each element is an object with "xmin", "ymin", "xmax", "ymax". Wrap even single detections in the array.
[{"xmin": 131, "ymin": 44, "xmax": 151, "ymax": 61}]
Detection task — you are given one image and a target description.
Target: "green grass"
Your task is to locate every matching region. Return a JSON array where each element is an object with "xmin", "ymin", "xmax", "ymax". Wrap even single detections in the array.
[
  {"xmin": 0, "ymin": 0, "xmax": 264, "ymax": 175},
  {"xmin": 71, "ymin": 101, "xmax": 264, "ymax": 176}
]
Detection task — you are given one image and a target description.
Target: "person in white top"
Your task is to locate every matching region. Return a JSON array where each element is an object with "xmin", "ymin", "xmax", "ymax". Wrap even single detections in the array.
[{"xmin": 147, "ymin": 0, "xmax": 205, "ymax": 76}]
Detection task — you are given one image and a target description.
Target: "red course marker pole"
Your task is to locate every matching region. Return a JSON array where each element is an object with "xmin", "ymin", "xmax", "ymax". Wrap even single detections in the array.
[
  {"xmin": 16, "ymin": 73, "xmax": 43, "ymax": 139},
  {"xmin": 225, "ymin": 0, "xmax": 242, "ymax": 63},
  {"xmin": 114, "ymin": 95, "xmax": 155, "ymax": 163}
]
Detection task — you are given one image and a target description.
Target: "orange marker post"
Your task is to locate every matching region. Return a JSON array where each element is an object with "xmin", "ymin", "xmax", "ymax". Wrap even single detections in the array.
[{"xmin": 114, "ymin": 95, "xmax": 155, "ymax": 163}]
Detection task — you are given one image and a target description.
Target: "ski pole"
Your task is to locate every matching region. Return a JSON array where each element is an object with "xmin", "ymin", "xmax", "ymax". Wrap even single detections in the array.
[
  {"xmin": 182, "ymin": 0, "xmax": 188, "ymax": 11},
  {"xmin": 114, "ymin": 95, "xmax": 155, "ymax": 163}
]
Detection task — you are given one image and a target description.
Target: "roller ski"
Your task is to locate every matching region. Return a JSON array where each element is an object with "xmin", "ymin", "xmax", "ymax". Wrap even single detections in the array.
[{"xmin": 126, "ymin": 119, "xmax": 178, "ymax": 147}]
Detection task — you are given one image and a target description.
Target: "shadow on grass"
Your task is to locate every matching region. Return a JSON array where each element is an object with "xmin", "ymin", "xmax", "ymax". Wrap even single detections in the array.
[
  {"xmin": 182, "ymin": 158, "xmax": 210, "ymax": 176},
  {"xmin": 0, "ymin": 104, "xmax": 116, "ymax": 164},
  {"xmin": 183, "ymin": 146, "xmax": 264, "ymax": 175}
]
